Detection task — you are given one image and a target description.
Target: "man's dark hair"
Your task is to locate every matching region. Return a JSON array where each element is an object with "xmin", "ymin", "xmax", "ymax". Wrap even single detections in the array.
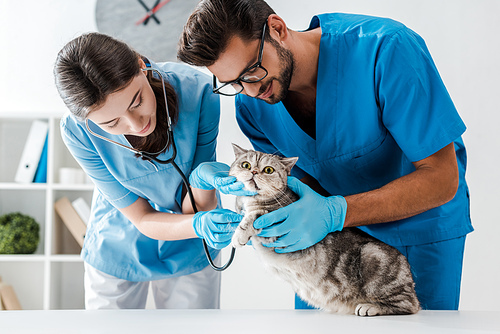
[{"xmin": 178, "ymin": 0, "xmax": 275, "ymax": 66}]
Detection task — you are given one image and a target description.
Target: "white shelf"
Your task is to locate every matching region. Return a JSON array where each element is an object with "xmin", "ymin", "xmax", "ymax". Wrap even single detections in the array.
[
  {"xmin": 0, "ymin": 255, "xmax": 47, "ymax": 262},
  {"xmin": 49, "ymin": 255, "xmax": 83, "ymax": 262},
  {"xmin": 0, "ymin": 254, "xmax": 86, "ymax": 263},
  {"xmin": 0, "ymin": 183, "xmax": 94, "ymax": 191},
  {"xmin": 0, "ymin": 114, "xmax": 91, "ymax": 310},
  {"xmin": 51, "ymin": 184, "xmax": 94, "ymax": 191},
  {"xmin": 0, "ymin": 183, "xmax": 49, "ymax": 190}
]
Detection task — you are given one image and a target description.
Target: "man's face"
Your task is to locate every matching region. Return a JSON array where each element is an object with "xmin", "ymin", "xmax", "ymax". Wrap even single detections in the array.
[{"xmin": 208, "ymin": 34, "xmax": 294, "ymax": 104}]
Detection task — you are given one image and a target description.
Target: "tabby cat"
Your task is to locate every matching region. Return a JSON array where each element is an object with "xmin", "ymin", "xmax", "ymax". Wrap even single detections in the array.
[{"xmin": 228, "ymin": 144, "xmax": 420, "ymax": 316}]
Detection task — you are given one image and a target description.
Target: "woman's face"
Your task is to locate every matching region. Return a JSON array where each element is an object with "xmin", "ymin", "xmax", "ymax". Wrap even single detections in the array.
[{"xmin": 87, "ymin": 70, "xmax": 157, "ymax": 137}]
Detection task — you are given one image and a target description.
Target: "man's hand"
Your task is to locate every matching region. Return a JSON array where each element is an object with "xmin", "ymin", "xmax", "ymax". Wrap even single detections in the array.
[{"xmin": 254, "ymin": 177, "xmax": 347, "ymax": 253}]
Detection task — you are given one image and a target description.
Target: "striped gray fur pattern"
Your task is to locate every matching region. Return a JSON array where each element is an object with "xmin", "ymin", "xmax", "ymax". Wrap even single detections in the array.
[{"xmin": 228, "ymin": 144, "xmax": 420, "ymax": 316}]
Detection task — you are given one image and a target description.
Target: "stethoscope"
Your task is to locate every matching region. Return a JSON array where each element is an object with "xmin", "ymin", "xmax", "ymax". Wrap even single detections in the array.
[{"xmin": 85, "ymin": 65, "xmax": 235, "ymax": 271}]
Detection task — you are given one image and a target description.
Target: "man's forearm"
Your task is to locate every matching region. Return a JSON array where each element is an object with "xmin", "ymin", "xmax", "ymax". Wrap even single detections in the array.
[{"xmin": 343, "ymin": 143, "xmax": 458, "ymax": 227}]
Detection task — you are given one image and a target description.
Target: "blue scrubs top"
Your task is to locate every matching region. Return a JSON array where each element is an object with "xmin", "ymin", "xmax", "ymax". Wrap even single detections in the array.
[
  {"xmin": 236, "ymin": 13, "xmax": 473, "ymax": 247},
  {"xmin": 61, "ymin": 62, "xmax": 220, "ymax": 281}
]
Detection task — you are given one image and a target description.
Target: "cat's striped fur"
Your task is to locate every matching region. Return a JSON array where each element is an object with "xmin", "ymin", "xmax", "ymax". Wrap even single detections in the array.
[{"xmin": 229, "ymin": 144, "xmax": 420, "ymax": 316}]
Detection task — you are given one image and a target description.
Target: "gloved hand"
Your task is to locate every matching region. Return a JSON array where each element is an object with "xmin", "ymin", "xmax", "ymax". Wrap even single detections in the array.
[
  {"xmin": 254, "ymin": 176, "xmax": 347, "ymax": 253},
  {"xmin": 192, "ymin": 209, "xmax": 243, "ymax": 249},
  {"xmin": 189, "ymin": 162, "xmax": 257, "ymax": 196}
]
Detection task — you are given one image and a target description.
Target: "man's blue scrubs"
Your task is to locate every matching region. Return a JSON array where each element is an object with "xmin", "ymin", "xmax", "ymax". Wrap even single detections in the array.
[{"xmin": 235, "ymin": 13, "xmax": 473, "ymax": 310}]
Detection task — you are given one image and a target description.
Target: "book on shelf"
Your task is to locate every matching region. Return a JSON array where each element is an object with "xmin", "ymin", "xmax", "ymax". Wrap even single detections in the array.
[
  {"xmin": 14, "ymin": 120, "xmax": 49, "ymax": 183},
  {"xmin": 0, "ymin": 277, "xmax": 22, "ymax": 310},
  {"xmin": 71, "ymin": 197, "xmax": 91, "ymax": 225},
  {"xmin": 33, "ymin": 134, "xmax": 48, "ymax": 183},
  {"xmin": 54, "ymin": 197, "xmax": 87, "ymax": 248}
]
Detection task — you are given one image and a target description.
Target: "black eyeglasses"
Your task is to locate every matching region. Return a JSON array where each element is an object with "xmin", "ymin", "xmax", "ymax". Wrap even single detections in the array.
[{"xmin": 212, "ymin": 23, "xmax": 269, "ymax": 96}]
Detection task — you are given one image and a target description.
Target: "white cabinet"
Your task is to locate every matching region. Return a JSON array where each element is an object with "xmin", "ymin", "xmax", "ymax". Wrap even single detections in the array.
[{"xmin": 0, "ymin": 113, "xmax": 93, "ymax": 310}]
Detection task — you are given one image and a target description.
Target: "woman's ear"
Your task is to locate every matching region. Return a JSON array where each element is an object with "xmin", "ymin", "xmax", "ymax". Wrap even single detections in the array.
[{"xmin": 139, "ymin": 58, "xmax": 147, "ymax": 73}]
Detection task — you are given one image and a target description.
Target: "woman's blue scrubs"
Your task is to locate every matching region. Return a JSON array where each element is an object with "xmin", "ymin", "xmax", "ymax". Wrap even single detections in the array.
[
  {"xmin": 60, "ymin": 62, "xmax": 220, "ymax": 282},
  {"xmin": 236, "ymin": 13, "xmax": 473, "ymax": 309}
]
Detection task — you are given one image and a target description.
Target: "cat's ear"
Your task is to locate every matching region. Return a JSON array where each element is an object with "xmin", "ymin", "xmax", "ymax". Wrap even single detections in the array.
[
  {"xmin": 232, "ymin": 143, "xmax": 248, "ymax": 157},
  {"xmin": 280, "ymin": 156, "xmax": 298, "ymax": 174}
]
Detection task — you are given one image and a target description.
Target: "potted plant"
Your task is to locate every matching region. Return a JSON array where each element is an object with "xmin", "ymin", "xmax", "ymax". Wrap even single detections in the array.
[{"xmin": 0, "ymin": 212, "xmax": 40, "ymax": 254}]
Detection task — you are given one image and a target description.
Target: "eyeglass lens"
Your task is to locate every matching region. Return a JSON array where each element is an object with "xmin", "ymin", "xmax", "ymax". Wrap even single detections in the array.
[{"xmin": 215, "ymin": 66, "xmax": 267, "ymax": 95}]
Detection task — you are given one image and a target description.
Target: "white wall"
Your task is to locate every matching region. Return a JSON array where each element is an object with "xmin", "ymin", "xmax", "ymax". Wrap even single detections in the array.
[{"xmin": 1, "ymin": 0, "xmax": 498, "ymax": 311}]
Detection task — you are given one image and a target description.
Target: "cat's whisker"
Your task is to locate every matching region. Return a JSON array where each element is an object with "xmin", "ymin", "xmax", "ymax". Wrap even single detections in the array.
[
  {"xmin": 256, "ymin": 178, "xmax": 294, "ymax": 208},
  {"xmin": 230, "ymin": 147, "xmax": 420, "ymax": 316}
]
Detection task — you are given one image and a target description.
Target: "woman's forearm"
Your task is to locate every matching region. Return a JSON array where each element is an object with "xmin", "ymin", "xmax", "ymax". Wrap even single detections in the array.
[
  {"xmin": 136, "ymin": 210, "xmax": 197, "ymax": 240},
  {"xmin": 182, "ymin": 188, "xmax": 218, "ymax": 213},
  {"xmin": 119, "ymin": 196, "xmax": 198, "ymax": 241}
]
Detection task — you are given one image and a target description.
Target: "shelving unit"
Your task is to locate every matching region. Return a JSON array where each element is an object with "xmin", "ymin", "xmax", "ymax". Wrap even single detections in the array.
[{"xmin": 0, "ymin": 113, "xmax": 93, "ymax": 310}]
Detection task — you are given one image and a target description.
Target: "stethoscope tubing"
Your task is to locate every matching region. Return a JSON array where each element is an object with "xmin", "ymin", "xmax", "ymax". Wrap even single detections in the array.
[{"xmin": 84, "ymin": 66, "xmax": 235, "ymax": 271}]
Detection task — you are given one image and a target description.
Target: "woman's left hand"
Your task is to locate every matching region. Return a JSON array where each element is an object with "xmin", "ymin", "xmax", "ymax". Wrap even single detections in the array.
[{"xmin": 189, "ymin": 162, "xmax": 257, "ymax": 196}]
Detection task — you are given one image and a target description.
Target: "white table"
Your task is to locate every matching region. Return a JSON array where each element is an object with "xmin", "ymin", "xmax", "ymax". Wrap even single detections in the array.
[{"xmin": 1, "ymin": 309, "xmax": 499, "ymax": 334}]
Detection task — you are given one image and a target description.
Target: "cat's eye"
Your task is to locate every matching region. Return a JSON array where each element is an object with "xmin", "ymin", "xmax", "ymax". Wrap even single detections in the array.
[
  {"xmin": 263, "ymin": 166, "xmax": 275, "ymax": 174},
  {"xmin": 241, "ymin": 161, "xmax": 251, "ymax": 169}
]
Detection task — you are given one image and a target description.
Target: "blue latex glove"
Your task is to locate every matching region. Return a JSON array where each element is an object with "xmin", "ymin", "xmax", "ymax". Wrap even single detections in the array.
[
  {"xmin": 254, "ymin": 176, "xmax": 347, "ymax": 253},
  {"xmin": 189, "ymin": 162, "xmax": 257, "ymax": 196},
  {"xmin": 192, "ymin": 209, "xmax": 243, "ymax": 249}
]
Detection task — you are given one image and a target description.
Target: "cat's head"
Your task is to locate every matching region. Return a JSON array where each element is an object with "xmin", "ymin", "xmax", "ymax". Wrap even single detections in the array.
[{"xmin": 229, "ymin": 144, "xmax": 298, "ymax": 196}]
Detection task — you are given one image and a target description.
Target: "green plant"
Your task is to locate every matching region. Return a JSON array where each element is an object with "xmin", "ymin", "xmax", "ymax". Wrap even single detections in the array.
[{"xmin": 0, "ymin": 212, "xmax": 40, "ymax": 254}]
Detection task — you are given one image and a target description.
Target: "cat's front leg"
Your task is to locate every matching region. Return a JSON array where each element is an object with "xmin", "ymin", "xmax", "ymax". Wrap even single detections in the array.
[{"xmin": 231, "ymin": 211, "xmax": 264, "ymax": 248}]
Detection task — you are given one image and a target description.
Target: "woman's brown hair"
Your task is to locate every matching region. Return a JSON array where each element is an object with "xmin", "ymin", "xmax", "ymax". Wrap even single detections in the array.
[{"xmin": 54, "ymin": 32, "xmax": 178, "ymax": 157}]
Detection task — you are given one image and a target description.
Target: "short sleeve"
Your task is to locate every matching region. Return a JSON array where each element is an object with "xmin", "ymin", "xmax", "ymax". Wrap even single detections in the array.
[
  {"xmin": 235, "ymin": 97, "xmax": 307, "ymax": 179},
  {"xmin": 60, "ymin": 115, "xmax": 139, "ymax": 208},
  {"xmin": 375, "ymin": 28, "xmax": 466, "ymax": 162}
]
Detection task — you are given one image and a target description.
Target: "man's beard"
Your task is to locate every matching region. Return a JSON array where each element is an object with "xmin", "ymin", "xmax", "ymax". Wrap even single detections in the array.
[{"xmin": 259, "ymin": 39, "xmax": 294, "ymax": 104}]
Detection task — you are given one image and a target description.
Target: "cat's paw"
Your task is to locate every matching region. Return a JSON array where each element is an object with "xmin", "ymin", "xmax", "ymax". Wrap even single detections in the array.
[
  {"xmin": 355, "ymin": 304, "xmax": 381, "ymax": 317},
  {"xmin": 231, "ymin": 230, "xmax": 250, "ymax": 248}
]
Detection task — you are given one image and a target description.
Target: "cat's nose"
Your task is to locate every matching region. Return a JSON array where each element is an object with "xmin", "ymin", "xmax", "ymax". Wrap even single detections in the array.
[{"xmin": 251, "ymin": 170, "xmax": 258, "ymax": 175}]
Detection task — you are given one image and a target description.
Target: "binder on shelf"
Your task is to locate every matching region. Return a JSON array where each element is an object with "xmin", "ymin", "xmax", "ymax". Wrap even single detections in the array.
[
  {"xmin": 33, "ymin": 134, "xmax": 48, "ymax": 183},
  {"xmin": 54, "ymin": 197, "xmax": 87, "ymax": 248},
  {"xmin": 14, "ymin": 120, "xmax": 49, "ymax": 183},
  {"xmin": 71, "ymin": 197, "xmax": 91, "ymax": 225},
  {"xmin": 0, "ymin": 277, "xmax": 22, "ymax": 310}
]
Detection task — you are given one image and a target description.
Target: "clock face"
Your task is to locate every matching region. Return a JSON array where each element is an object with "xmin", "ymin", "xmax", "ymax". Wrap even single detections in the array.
[{"xmin": 95, "ymin": 0, "xmax": 200, "ymax": 62}]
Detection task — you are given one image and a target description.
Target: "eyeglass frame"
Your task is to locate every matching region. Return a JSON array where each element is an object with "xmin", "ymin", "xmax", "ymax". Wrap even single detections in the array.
[{"xmin": 212, "ymin": 23, "xmax": 269, "ymax": 96}]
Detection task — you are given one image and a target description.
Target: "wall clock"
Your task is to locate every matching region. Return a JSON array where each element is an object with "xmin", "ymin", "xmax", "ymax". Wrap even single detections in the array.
[{"xmin": 96, "ymin": 0, "xmax": 199, "ymax": 62}]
